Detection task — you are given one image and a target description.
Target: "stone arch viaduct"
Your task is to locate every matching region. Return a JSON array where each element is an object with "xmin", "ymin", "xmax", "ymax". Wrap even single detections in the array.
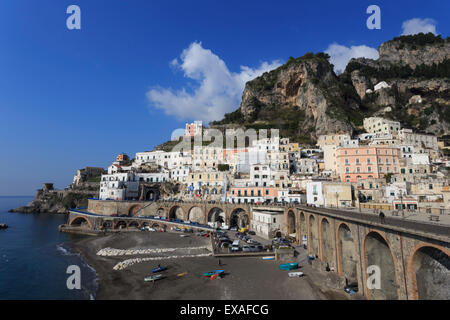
[{"xmin": 66, "ymin": 199, "xmax": 450, "ymax": 300}]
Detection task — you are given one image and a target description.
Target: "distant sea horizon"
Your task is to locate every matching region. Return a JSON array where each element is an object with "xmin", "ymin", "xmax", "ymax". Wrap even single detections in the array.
[{"xmin": 0, "ymin": 195, "xmax": 34, "ymax": 198}]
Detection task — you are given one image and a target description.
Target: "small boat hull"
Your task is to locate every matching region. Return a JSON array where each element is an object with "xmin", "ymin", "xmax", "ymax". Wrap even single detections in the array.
[
  {"xmin": 262, "ymin": 256, "xmax": 274, "ymax": 260},
  {"xmin": 203, "ymin": 270, "xmax": 224, "ymax": 277},
  {"xmin": 144, "ymin": 274, "xmax": 164, "ymax": 282},
  {"xmin": 279, "ymin": 262, "xmax": 299, "ymax": 270},
  {"xmin": 152, "ymin": 266, "xmax": 168, "ymax": 273},
  {"xmin": 288, "ymin": 272, "xmax": 304, "ymax": 277}
]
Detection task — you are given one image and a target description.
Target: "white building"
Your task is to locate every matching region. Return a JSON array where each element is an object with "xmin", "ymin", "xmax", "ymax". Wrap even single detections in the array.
[
  {"xmin": 170, "ymin": 166, "xmax": 190, "ymax": 183},
  {"xmin": 99, "ymin": 172, "xmax": 139, "ymax": 200},
  {"xmin": 363, "ymin": 117, "xmax": 401, "ymax": 135},
  {"xmin": 385, "ymin": 182, "xmax": 410, "ymax": 203},
  {"xmin": 250, "ymin": 208, "xmax": 285, "ymax": 239},
  {"xmin": 374, "ymin": 81, "xmax": 391, "ymax": 91},
  {"xmin": 185, "ymin": 121, "xmax": 203, "ymax": 136},
  {"xmin": 398, "ymin": 129, "xmax": 438, "ymax": 151},
  {"xmin": 306, "ymin": 181, "xmax": 325, "ymax": 206}
]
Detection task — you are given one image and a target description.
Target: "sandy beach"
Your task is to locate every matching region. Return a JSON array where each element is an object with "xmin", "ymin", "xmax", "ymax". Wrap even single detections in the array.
[{"xmin": 70, "ymin": 231, "xmax": 359, "ymax": 300}]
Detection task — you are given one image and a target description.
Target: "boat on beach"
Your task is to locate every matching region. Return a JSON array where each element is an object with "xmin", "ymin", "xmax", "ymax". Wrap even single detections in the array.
[
  {"xmin": 144, "ymin": 274, "xmax": 164, "ymax": 282},
  {"xmin": 152, "ymin": 266, "xmax": 167, "ymax": 273},
  {"xmin": 288, "ymin": 272, "xmax": 304, "ymax": 277},
  {"xmin": 262, "ymin": 256, "xmax": 274, "ymax": 260},
  {"xmin": 203, "ymin": 270, "xmax": 224, "ymax": 277},
  {"xmin": 279, "ymin": 262, "xmax": 299, "ymax": 270}
]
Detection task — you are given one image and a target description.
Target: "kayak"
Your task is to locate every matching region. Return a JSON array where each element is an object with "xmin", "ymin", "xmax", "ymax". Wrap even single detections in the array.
[
  {"xmin": 279, "ymin": 262, "xmax": 299, "ymax": 270},
  {"xmin": 152, "ymin": 266, "xmax": 167, "ymax": 273},
  {"xmin": 262, "ymin": 256, "xmax": 274, "ymax": 260},
  {"xmin": 288, "ymin": 272, "xmax": 304, "ymax": 277},
  {"xmin": 177, "ymin": 272, "xmax": 188, "ymax": 277},
  {"xmin": 144, "ymin": 274, "xmax": 164, "ymax": 282},
  {"xmin": 203, "ymin": 270, "xmax": 224, "ymax": 277}
]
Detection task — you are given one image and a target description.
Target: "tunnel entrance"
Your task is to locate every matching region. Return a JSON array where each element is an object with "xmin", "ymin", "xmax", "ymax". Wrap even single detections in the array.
[
  {"xmin": 338, "ymin": 223, "xmax": 357, "ymax": 282},
  {"xmin": 412, "ymin": 246, "xmax": 450, "ymax": 300},
  {"xmin": 365, "ymin": 232, "xmax": 398, "ymax": 300},
  {"xmin": 146, "ymin": 190, "xmax": 156, "ymax": 201}
]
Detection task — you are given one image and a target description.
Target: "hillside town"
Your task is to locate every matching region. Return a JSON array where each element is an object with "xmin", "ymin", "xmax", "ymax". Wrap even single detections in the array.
[{"xmin": 96, "ymin": 117, "xmax": 450, "ymax": 230}]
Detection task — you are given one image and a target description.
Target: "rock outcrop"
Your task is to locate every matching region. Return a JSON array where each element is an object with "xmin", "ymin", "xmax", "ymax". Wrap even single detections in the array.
[
  {"xmin": 212, "ymin": 33, "xmax": 449, "ymax": 141},
  {"xmin": 9, "ymin": 182, "xmax": 100, "ymax": 214}
]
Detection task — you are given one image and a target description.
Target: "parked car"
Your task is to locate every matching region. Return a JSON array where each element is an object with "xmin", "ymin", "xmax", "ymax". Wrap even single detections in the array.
[
  {"xmin": 230, "ymin": 227, "xmax": 237, "ymax": 231},
  {"xmin": 242, "ymin": 245, "xmax": 251, "ymax": 252},
  {"xmin": 344, "ymin": 283, "xmax": 359, "ymax": 294},
  {"xmin": 247, "ymin": 239, "xmax": 258, "ymax": 244},
  {"xmin": 248, "ymin": 231, "xmax": 256, "ymax": 235},
  {"xmin": 256, "ymin": 245, "xmax": 265, "ymax": 251}
]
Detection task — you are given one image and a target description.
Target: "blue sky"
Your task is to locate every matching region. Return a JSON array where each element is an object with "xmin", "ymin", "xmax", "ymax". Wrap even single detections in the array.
[{"xmin": 0, "ymin": 0, "xmax": 448, "ymax": 195}]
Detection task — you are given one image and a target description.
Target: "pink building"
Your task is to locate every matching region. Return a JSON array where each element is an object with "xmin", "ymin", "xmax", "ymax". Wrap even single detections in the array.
[
  {"xmin": 336, "ymin": 146, "xmax": 400, "ymax": 183},
  {"xmin": 185, "ymin": 121, "xmax": 203, "ymax": 137},
  {"xmin": 227, "ymin": 186, "xmax": 278, "ymax": 204}
]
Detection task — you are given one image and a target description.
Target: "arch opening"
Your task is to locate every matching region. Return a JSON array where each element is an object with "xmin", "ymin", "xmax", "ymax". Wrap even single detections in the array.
[
  {"xmin": 169, "ymin": 206, "xmax": 184, "ymax": 220},
  {"xmin": 412, "ymin": 246, "xmax": 450, "ymax": 300},
  {"xmin": 365, "ymin": 232, "xmax": 398, "ymax": 300},
  {"xmin": 70, "ymin": 217, "xmax": 90, "ymax": 228},
  {"xmin": 128, "ymin": 205, "xmax": 142, "ymax": 217},
  {"xmin": 230, "ymin": 208, "xmax": 249, "ymax": 229},
  {"xmin": 287, "ymin": 210, "xmax": 296, "ymax": 235},
  {"xmin": 208, "ymin": 207, "xmax": 225, "ymax": 227},
  {"xmin": 338, "ymin": 224, "xmax": 357, "ymax": 282},
  {"xmin": 115, "ymin": 220, "xmax": 127, "ymax": 230},
  {"xmin": 188, "ymin": 207, "xmax": 203, "ymax": 223},
  {"xmin": 321, "ymin": 218, "xmax": 334, "ymax": 268},
  {"xmin": 128, "ymin": 221, "xmax": 139, "ymax": 228},
  {"xmin": 309, "ymin": 215, "xmax": 318, "ymax": 255}
]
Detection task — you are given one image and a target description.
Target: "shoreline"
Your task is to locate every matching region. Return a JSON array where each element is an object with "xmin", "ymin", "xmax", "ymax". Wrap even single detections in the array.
[{"xmin": 70, "ymin": 231, "xmax": 360, "ymax": 300}]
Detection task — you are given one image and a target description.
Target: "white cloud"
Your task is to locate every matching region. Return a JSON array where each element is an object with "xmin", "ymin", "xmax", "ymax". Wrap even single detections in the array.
[
  {"xmin": 325, "ymin": 43, "xmax": 379, "ymax": 74},
  {"xmin": 401, "ymin": 18, "xmax": 437, "ymax": 36},
  {"xmin": 146, "ymin": 42, "xmax": 281, "ymax": 122}
]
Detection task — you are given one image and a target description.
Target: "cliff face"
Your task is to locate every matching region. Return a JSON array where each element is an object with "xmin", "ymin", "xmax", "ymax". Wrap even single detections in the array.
[
  {"xmin": 218, "ymin": 53, "xmax": 357, "ymax": 143},
  {"xmin": 378, "ymin": 35, "xmax": 450, "ymax": 68},
  {"xmin": 345, "ymin": 33, "xmax": 450, "ymax": 136},
  {"xmin": 10, "ymin": 182, "xmax": 100, "ymax": 214},
  {"xmin": 213, "ymin": 33, "xmax": 450, "ymax": 142}
]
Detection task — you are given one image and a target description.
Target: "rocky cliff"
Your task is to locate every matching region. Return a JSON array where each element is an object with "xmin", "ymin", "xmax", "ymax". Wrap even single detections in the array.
[
  {"xmin": 9, "ymin": 182, "xmax": 100, "ymax": 214},
  {"xmin": 212, "ymin": 33, "xmax": 449, "ymax": 143}
]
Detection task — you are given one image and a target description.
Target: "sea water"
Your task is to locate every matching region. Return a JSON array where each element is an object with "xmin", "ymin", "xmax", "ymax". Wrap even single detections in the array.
[{"xmin": 0, "ymin": 196, "xmax": 97, "ymax": 299}]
